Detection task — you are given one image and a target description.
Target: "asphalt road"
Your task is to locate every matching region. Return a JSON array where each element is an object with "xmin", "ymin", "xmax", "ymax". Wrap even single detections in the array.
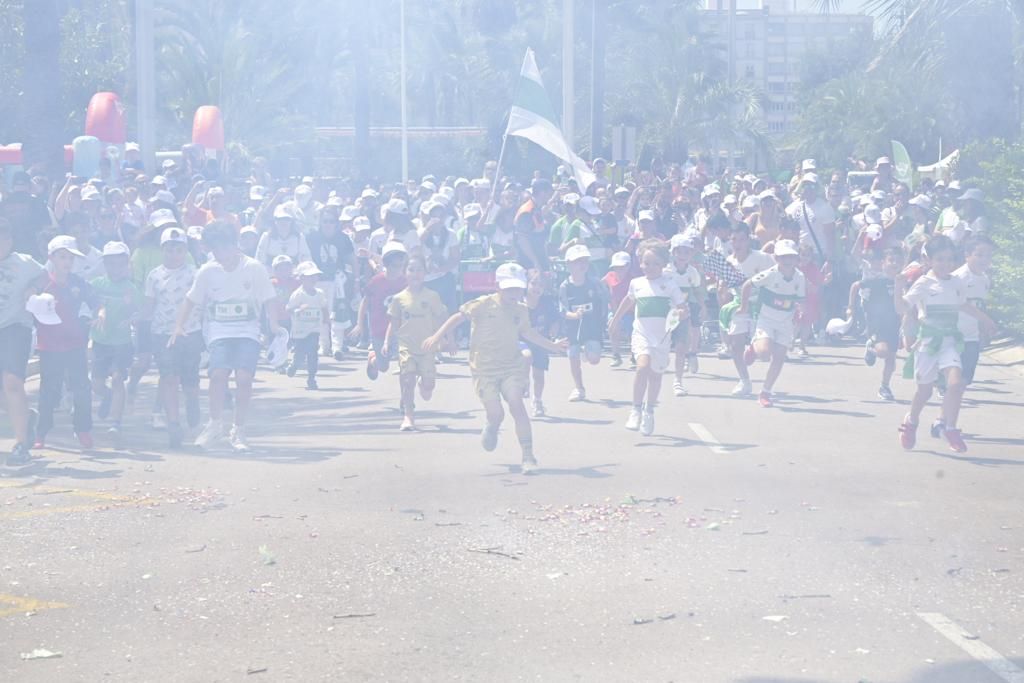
[{"xmin": 1, "ymin": 342, "xmax": 1023, "ymax": 683}]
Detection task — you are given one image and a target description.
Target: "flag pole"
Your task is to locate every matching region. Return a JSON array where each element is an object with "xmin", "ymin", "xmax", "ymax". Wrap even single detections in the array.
[{"xmin": 489, "ymin": 49, "xmax": 531, "ymax": 208}]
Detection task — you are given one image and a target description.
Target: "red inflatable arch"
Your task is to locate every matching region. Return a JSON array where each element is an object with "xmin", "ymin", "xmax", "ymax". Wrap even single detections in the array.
[
  {"xmin": 192, "ymin": 106, "xmax": 224, "ymax": 151},
  {"xmin": 85, "ymin": 92, "xmax": 127, "ymax": 144}
]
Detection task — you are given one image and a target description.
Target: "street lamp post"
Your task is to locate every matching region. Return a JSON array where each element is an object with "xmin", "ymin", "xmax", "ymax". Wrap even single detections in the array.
[{"xmin": 135, "ymin": 0, "xmax": 156, "ymax": 172}]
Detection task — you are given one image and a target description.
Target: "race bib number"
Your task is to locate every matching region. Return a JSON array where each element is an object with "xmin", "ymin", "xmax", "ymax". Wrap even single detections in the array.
[
  {"xmin": 573, "ymin": 303, "xmax": 593, "ymax": 314},
  {"xmin": 297, "ymin": 308, "xmax": 322, "ymax": 323},
  {"xmin": 212, "ymin": 301, "xmax": 252, "ymax": 322},
  {"xmin": 770, "ymin": 296, "xmax": 793, "ymax": 311}
]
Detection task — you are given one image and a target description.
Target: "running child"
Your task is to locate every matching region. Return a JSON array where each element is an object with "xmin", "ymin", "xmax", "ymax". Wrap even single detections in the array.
[
  {"xmin": 666, "ymin": 232, "xmax": 704, "ymax": 397},
  {"xmin": 559, "ymin": 245, "xmax": 606, "ymax": 402},
  {"xmin": 90, "ymin": 241, "xmax": 143, "ymax": 448},
  {"xmin": 423, "ymin": 262, "xmax": 567, "ymax": 474},
  {"xmin": 270, "ymin": 255, "xmax": 299, "ymax": 336},
  {"xmin": 847, "ymin": 247, "xmax": 902, "ymax": 401},
  {"xmin": 608, "ymin": 240, "xmax": 686, "ymax": 436},
  {"xmin": 524, "ymin": 270, "xmax": 560, "ymax": 417},
  {"xmin": 385, "ymin": 257, "xmax": 448, "ymax": 431},
  {"xmin": 0, "ymin": 218, "xmax": 45, "ymax": 465},
  {"xmin": 738, "ymin": 239, "xmax": 806, "ymax": 408},
  {"xmin": 145, "ymin": 227, "xmax": 202, "ymax": 448},
  {"xmin": 602, "ymin": 251, "xmax": 632, "ymax": 367},
  {"xmin": 722, "ymin": 223, "xmax": 775, "ymax": 396},
  {"xmin": 896, "ymin": 234, "xmax": 996, "ymax": 453},
  {"xmin": 348, "ymin": 241, "xmax": 408, "ymax": 379},
  {"xmin": 286, "ymin": 261, "xmax": 330, "ymax": 390},
  {"xmin": 35, "ymin": 236, "xmax": 98, "ymax": 450},
  {"xmin": 953, "ymin": 234, "xmax": 995, "ymax": 388}
]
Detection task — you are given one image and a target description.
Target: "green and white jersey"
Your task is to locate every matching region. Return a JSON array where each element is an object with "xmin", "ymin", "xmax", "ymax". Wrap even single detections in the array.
[
  {"xmin": 903, "ymin": 271, "xmax": 965, "ymax": 337},
  {"xmin": 750, "ymin": 265, "xmax": 805, "ymax": 325},
  {"xmin": 629, "ymin": 274, "xmax": 685, "ymax": 343},
  {"xmin": 952, "ymin": 263, "xmax": 989, "ymax": 342},
  {"xmin": 664, "ymin": 263, "xmax": 703, "ymax": 304}
]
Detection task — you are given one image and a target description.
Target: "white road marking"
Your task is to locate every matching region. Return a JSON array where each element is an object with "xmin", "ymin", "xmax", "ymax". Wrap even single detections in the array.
[
  {"xmin": 917, "ymin": 612, "xmax": 1024, "ymax": 683},
  {"xmin": 688, "ymin": 423, "xmax": 728, "ymax": 455}
]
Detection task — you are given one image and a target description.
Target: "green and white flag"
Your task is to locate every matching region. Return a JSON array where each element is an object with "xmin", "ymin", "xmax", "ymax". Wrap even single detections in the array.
[
  {"xmin": 506, "ymin": 49, "xmax": 596, "ymax": 191},
  {"xmin": 891, "ymin": 140, "xmax": 914, "ymax": 191}
]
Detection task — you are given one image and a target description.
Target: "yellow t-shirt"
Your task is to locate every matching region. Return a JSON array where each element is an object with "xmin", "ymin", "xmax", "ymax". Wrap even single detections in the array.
[
  {"xmin": 387, "ymin": 287, "xmax": 448, "ymax": 353},
  {"xmin": 459, "ymin": 293, "xmax": 530, "ymax": 378}
]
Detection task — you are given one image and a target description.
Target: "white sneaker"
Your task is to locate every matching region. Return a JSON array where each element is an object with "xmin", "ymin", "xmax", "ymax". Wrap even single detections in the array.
[
  {"xmin": 532, "ymin": 400, "xmax": 546, "ymax": 417},
  {"xmin": 568, "ymin": 388, "xmax": 585, "ymax": 402},
  {"xmin": 194, "ymin": 420, "xmax": 226, "ymax": 449},
  {"xmin": 640, "ymin": 410, "xmax": 655, "ymax": 436},
  {"xmin": 229, "ymin": 425, "xmax": 251, "ymax": 452},
  {"xmin": 151, "ymin": 412, "xmax": 167, "ymax": 430},
  {"xmin": 673, "ymin": 380, "xmax": 687, "ymax": 397},
  {"xmin": 521, "ymin": 454, "xmax": 539, "ymax": 475},
  {"xmin": 625, "ymin": 408, "xmax": 641, "ymax": 431},
  {"xmin": 731, "ymin": 379, "xmax": 752, "ymax": 396}
]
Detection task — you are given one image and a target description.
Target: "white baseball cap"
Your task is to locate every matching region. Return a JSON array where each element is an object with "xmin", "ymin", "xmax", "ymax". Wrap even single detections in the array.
[
  {"xmin": 741, "ymin": 195, "xmax": 759, "ymax": 211},
  {"xmin": 294, "ymin": 260, "xmax": 323, "ymax": 277},
  {"xmin": 161, "ymin": 158, "xmax": 177, "ymax": 169},
  {"xmin": 150, "ymin": 208, "xmax": 178, "ymax": 228},
  {"xmin": 353, "ymin": 216, "xmax": 371, "ymax": 232},
  {"xmin": 565, "ymin": 244, "xmax": 591, "ymax": 262},
  {"xmin": 360, "ymin": 188, "xmax": 379, "ymax": 200},
  {"xmin": 801, "ymin": 159, "xmax": 817, "ymax": 171},
  {"xmin": 186, "ymin": 225, "xmax": 204, "ymax": 240},
  {"xmin": 908, "ymin": 194, "xmax": 933, "ymax": 210},
  {"xmin": 384, "ymin": 198, "xmax": 410, "ymax": 216},
  {"xmin": 610, "ymin": 251, "xmax": 631, "ymax": 268},
  {"xmin": 47, "ymin": 235, "xmax": 84, "ymax": 258},
  {"xmin": 294, "ymin": 184, "xmax": 313, "ymax": 198},
  {"xmin": 273, "ymin": 202, "xmax": 297, "ymax": 220},
  {"xmin": 462, "ymin": 203, "xmax": 482, "ymax": 219},
  {"xmin": 152, "ymin": 190, "xmax": 177, "ymax": 205},
  {"xmin": 80, "ymin": 185, "xmax": 101, "ymax": 202},
  {"xmin": 758, "ymin": 189, "xmax": 777, "ymax": 201},
  {"xmin": 579, "ymin": 196, "xmax": 601, "ymax": 216},
  {"xmin": 800, "ymin": 173, "xmax": 820, "ymax": 186},
  {"xmin": 207, "ymin": 186, "xmax": 225, "ymax": 198},
  {"xmin": 26, "ymin": 293, "xmax": 62, "ymax": 326},
  {"xmin": 239, "ymin": 226, "xmax": 258, "ymax": 237},
  {"xmin": 150, "ymin": 175, "xmax": 167, "ymax": 186},
  {"xmin": 102, "ymin": 241, "xmax": 131, "ymax": 257},
  {"xmin": 875, "ymin": 156, "xmax": 892, "ymax": 167},
  {"xmin": 382, "ymin": 241, "xmax": 408, "ymax": 258},
  {"xmin": 958, "ymin": 188, "xmax": 984, "ymax": 202},
  {"xmin": 420, "ymin": 180, "xmax": 437, "ymax": 192},
  {"xmin": 340, "ymin": 205, "xmax": 360, "ymax": 222},
  {"xmin": 773, "ymin": 239, "xmax": 799, "ymax": 257},
  {"xmin": 161, "ymin": 227, "xmax": 188, "ymax": 245},
  {"xmin": 495, "ymin": 262, "xmax": 528, "ymax": 290},
  {"xmin": 562, "ymin": 193, "xmax": 581, "ymax": 205},
  {"xmin": 638, "ymin": 209, "xmax": 656, "ymax": 222},
  {"xmin": 249, "ymin": 185, "xmax": 266, "ymax": 202},
  {"xmin": 272, "ymin": 254, "xmax": 294, "ymax": 268}
]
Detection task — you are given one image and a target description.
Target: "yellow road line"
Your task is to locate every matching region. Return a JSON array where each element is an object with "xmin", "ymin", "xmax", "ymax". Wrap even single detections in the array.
[{"xmin": 0, "ymin": 593, "xmax": 69, "ymax": 618}]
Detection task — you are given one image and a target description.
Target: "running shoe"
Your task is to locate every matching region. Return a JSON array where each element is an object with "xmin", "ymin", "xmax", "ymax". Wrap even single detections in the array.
[
  {"xmin": 32, "ymin": 439, "xmax": 45, "ymax": 450},
  {"xmin": 532, "ymin": 400, "xmax": 546, "ymax": 417},
  {"xmin": 76, "ymin": 432, "xmax": 94, "ymax": 449},
  {"xmin": 107, "ymin": 425, "xmax": 123, "ymax": 450},
  {"xmin": 640, "ymin": 410, "xmax": 655, "ymax": 436},
  {"xmin": 521, "ymin": 454, "xmax": 539, "ymax": 475},
  {"xmin": 758, "ymin": 391, "xmax": 773, "ymax": 408},
  {"xmin": 481, "ymin": 423, "xmax": 499, "ymax": 452},
  {"xmin": 152, "ymin": 412, "xmax": 167, "ymax": 430},
  {"xmin": 195, "ymin": 420, "xmax": 226, "ymax": 449},
  {"xmin": 864, "ymin": 339, "xmax": 877, "ymax": 367},
  {"xmin": 877, "ymin": 385, "xmax": 895, "ymax": 401},
  {"xmin": 687, "ymin": 354, "xmax": 699, "ymax": 374},
  {"xmin": 717, "ymin": 344, "xmax": 731, "ymax": 360},
  {"xmin": 286, "ymin": 363, "xmax": 298, "ymax": 377},
  {"xmin": 629, "ymin": 354, "xmax": 637, "ymax": 368},
  {"xmin": 743, "ymin": 345, "xmax": 756, "ymax": 366},
  {"xmin": 610, "ymin": 354, "xmax": 623, "ymax": 368},
  {"xmin": 673, "ymin": 380, "xmax": 687, "ymax": 397},
  {"xmin": 333, "ymin": 351, "xmax": 345, "ymax": 361},
  {"xmin": 229, "ymin": 426, "xmax": 251, "ymax": 452},
  {"xmin": 568, "ymin": 388, "xmax": 586, "ymax": 402},
  {"xmin": 731, "ymin": 379, "xmax": 752, "ymax": 397},
  {"xmin": 929, "ymin": 419, "xmax": 946, "ymax": 439},
  {"xmin": 944, "ymin": 428, "xmax": 967, "ymax": 453},
  {"xmin": 625, "ymin": 408, "xmax": 641, "ymax": 431},
  {"xmin": 6, "ymin": 443, "xmax": 31, "ymax": 467},
  {"xmin": 797, "ymin": 347, "xmax": 810, "ymax": 360},
  {"xmin": 399, "ymin": 417, "xmax": 415, "ymax": 432},
  {"xmin": 898, "ymin": 416, "xmax": 917, "ymax": 450},
  {"xmin": 366, "ymin": 352, "xmax": 379, "ymax": 380},
  {"xmin": 306, "ymin": 378, "xmax": 319, "ymax": 390},
  {"xmin": 419, "ymin": 380, "xmax": 433, "ymax": 401}
]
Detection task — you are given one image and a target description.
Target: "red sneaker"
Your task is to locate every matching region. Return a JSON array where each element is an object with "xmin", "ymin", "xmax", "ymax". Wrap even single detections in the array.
[
  {"xmin": 758, "ymin": 391, "xmax": 773, "ymax": 408},
  {"xmin": 898, "ymin": 418, "xmax": 917, "ymax": 450},
  {"xmin": 366, "ymin": 352, "xmax": 379, "ymax": 380},
  {"xmin": 743, "ymin": 345, "xmax": 756, "ymax": 366},
  {"xmin": 76, "ymin": 432, "xmax": 94, "ymax": 449},
  {"xmin": 32, "ymin": 439, "xmax": 45, "ymax": 450},
  {"xmin": 944, "ymin": 428, "xmax": 967, "ymax": 453}
]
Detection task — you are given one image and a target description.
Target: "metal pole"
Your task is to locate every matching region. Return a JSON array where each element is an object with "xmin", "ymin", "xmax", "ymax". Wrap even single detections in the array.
[
  {"xmin": 562, "ymin": 0, "xmax": 574, "ymax": 149},
  {"xmin": 590, "ymin": 0, "xmax": 606, "ymax": 161},
  {"xmin": 135, "ymin": 0, "xmax": 156, "ymax": 173},
  {"xmin": 726, "ymin": 0, "xmax": 736, "ymax": 170},
  {"xmin": 400, "ymin": 0, "xmax": 409, "ymax": 183}
]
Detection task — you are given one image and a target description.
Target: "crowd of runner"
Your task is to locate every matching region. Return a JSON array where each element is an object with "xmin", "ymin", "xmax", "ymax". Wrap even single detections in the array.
[{"xmin": 0, "ymin": 150, "xmax": 999, "ymax": 472}]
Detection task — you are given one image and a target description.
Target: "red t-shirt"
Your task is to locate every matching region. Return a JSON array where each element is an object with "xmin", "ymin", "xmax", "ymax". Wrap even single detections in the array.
[
  {"xmin": 364, "ymin": 272, "xmax": 407, "ymax": 338},
  {"xmin": 36, "ymin": 273, "xmax": 95, "ymax": 352},
  {"xmin": 602, "ymin": 270, "xmax": 630, "ymax": 310}
]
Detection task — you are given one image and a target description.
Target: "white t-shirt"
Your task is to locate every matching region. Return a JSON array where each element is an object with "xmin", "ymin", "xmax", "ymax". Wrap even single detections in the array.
[
  {"xmin": 74, "ymin": 244, "xmax": 105, "ymax": 282},
  {"xmin": 287, "ymin": 286, "xmax": 328, "ymax": 340},
  {"xmin": 629, "ymin": 274, "xmax": 685, "ymax": 344},
  {"xmin": 903, "ymin": 272, "xmax": 965, "ymax": 333},
  {"xmin": 186, "ymin": 255, "xmax": 276, "ymax": 343},
  {"xmin": 146, "ymin": 263, "xmax": 200, "ymax": 335},
  {"xmin": 728, "ymin": 249, "xmax": 775, "ymax": 280},
  {"xmin": 786, "ymin": 198, "xmax": 835, "ymax": 256},
  {"xmin": 419, "ymin": 227, "xmax": 458, "ymax": 282},
  {"xmin": 953, "ymin": 264, "xmax": 989, "ymax": 342},
  {"xmin": 255, "ymin": 231, "xmax": 312, "ymax": 268},
  {"xmin": 750, "ymin": 265, "xmax": 805, "ymax": 325},
  {"xmin": 370, "ymin": 228, "xmax": 421, "ymax": 258},
  {"xmin": 664, "ymin": 264, "xmax": 702, "ymax": 303}
]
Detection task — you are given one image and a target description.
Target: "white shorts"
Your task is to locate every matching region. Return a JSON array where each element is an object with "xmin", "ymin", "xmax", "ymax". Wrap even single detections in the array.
[
  {"xmin": 631, "ymin": 333, "xmax": 670, "ymax": 373},
  {"xmin": 727, "ymin": 312, "xmax": 754, "ymax": 338},
  {"xmin": 753, "ymin": 318, "xmax": 795, "ymax": 349},
  {"xmin": 915, "ymin": 337, "xmax": 961, "ymax": 385}
]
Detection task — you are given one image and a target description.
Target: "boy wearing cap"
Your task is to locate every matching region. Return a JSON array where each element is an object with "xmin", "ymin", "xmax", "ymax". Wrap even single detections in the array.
[
  {"xmin": 270, "ymin": 255, "xmax": 299, "ymax": 338},
  {"xmin": 0, "ymin": 218, "xmax": 45, "ymax": 465},
  {"xmin": 738, "ymin": 239, "xmax": 806, "ymax": 408},
  {"xmin": 174, "ymin": 221, "xmax": 281, "ymax": 452},
  {"xmin": 349, "ymin": 242, "xmax": 408, "ymax": 379},
  {"xmin": 602, "ymin": 251, "xmax": 633, "ymax": 367},
  {"xmin": 423, "ymin": 262, "xmax": 567, "ymax": 474},
  {"xmin": 90, "ymin": 241, "xmax": 143, "ymax": 446},
  {"xmin": 35, "ymin": 236, "xmax": 99, "ymax": 449},
  {"xmin": 385, "ymin": 257, "xmax": 448, "ymax": 431},
  {"xmin": 145, "ymin": 227, "xmax": 202, "ymax": 447},
  {"xmin": 847, "ymin": 247, "xmax": 902, "ymax": 401},
  {"xmin": 666, "ymin": 233, "xmax": 704, "ymax": 396},
  {"xmin": 286, "ymin": 261, "xmax": 330, "ymax": 390},
  {"xmin": 559, "ymin": 245, "xmax": 606, "ymax": 401}
]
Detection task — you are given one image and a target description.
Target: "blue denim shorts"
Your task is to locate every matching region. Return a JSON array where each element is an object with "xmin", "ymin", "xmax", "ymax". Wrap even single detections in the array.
[
  {"xmin": 208, "ymin": 337, "xmax": 261, "ymax": 373},
  {"xmin": 567, "ymin": 339, "xmax": 602, "ymax": 360}
]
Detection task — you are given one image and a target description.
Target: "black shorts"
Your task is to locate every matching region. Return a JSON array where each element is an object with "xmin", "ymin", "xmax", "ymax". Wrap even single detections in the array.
[
  {"xmin": 134, "ymin": 320, "xmax": 153, "ymax": 354},
  {"xmin": 526, "ymin": 343, "xmax": 549, "ymax": 371},
  {"xmin": 153, "ymin": 332, "xmax": 203, "ymax": 387},
  {"xmin": 0, "ymin": 325, "xmax": 33, "ymax": 379},
  {"xmin": 92, "ymin": 342, "xmax": 134, "ymax": 379},
  {"xmin": 866, "ymin": 314, "xmax": 900, "ymax": 350},
  {"xmin": 688, "ymin": 301, "xmax": 703, "ymax": 330},
  {"xmin": 961, "ymin": 341, "xmax": 980, "ymax": 384}
]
